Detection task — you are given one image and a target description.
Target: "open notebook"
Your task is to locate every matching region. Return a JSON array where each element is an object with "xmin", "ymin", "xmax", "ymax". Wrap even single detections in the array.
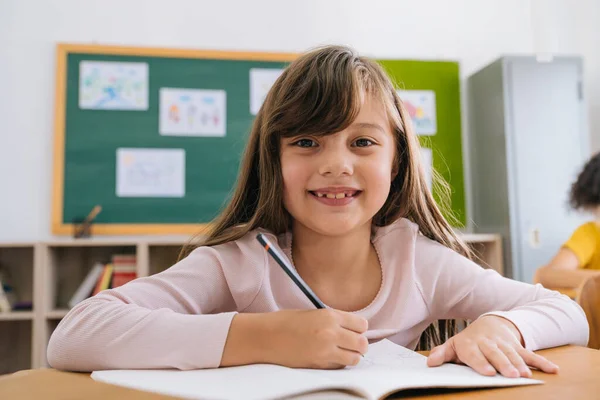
[{"xmin": 91, "ymin": 339, "xmax": 542, "ymax": 400}]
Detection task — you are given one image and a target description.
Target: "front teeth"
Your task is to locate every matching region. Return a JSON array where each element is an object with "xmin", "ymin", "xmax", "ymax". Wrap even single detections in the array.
[{"xmin": 316, "ymin": 192, "xmax": 351, "ymax": 198}]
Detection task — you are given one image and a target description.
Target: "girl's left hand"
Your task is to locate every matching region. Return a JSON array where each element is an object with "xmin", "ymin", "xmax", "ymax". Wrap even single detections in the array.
[{"xmin": 426, "ymin": 315, "xmax": 559, "ymax": 378}]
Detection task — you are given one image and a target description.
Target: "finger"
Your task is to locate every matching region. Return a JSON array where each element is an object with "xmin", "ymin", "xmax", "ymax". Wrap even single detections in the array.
[
  {"xmin": 323, "ymin": 362, "xmax": 346, "ymax": 370},
  {"xmin": 457, "ymin": 343, "xmax": 497, "ymax": 376},
  {"xmin": 333, "ymin": 347, "xmax": 363, "ymax": 367},
  {"xmin": 479, "ymin": 340, "xmax": 519, "ymax": 378},
  {"xmin": 517, "ymin": 348, "xmax": 559, "ymax": 374},
  {"xmin": 498, "ymin": 342, "xmax": 531, "ymax": 377},
  {"xmin": 334, "ymin": 310, "xmax": 368, "ymax": 334},
  {"xmin": 427, "ymin": 343, "xmax": 456, "ymax": 367},
  {"xmin": 336, "ymin": 328, "xmax": 369, "ymax": 355}
]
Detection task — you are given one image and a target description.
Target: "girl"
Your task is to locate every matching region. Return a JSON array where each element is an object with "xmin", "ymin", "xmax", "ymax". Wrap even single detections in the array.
[
  {"xmin": 535, "ymin": 152, "xmax": 600, "ymax": 288},
  {"xmin": 48, "ymin": 46, "xmax": 588, "ymax": 378}
]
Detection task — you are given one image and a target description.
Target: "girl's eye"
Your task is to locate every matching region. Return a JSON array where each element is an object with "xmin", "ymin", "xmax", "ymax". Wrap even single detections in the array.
[
  {"xmin": 353, "ymin": 138, "xmax": 374, "ymax": 147},
  {"xmin": 293, "ymin": 138, "xmax": 317, "ymax": 148}
]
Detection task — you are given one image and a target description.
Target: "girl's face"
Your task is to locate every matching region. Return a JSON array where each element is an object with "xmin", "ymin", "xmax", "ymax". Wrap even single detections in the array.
[{"xmin": 280, "ymin": 96, "xmax": 397, "ymax": 237}]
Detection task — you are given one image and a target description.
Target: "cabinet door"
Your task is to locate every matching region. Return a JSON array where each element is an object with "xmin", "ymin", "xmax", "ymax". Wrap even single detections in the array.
[{"xmin": 506, "ymin": 58, "xmax": 589, "ymax": 283}]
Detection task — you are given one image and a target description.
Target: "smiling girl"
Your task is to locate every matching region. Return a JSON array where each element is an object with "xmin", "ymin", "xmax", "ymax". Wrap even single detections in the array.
[{"xmin": 48, "ymin": 45, "xmax": 588, "ymax": 378}]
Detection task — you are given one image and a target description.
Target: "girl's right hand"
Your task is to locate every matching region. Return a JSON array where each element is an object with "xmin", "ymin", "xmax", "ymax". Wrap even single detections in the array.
[
  {"xmin": 221, "ymin": 309, "xmax": 369, "ymax": 369},
  {"xmin": 263, "ymin": 309, "xmax": 369, "ymax": 369}
]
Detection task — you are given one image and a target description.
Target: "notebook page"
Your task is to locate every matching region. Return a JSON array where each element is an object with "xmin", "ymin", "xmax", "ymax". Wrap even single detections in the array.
[
  {"xmin": 297, "ymin": 339, "xmax": 543, "ymax": 400},
  {"xmin": 92, "ymin": 363, "xmax": 363, "ymax": 400},
  {"xmin": 92, "ymin": 339, "xmax": 543, "ymax": 400}
]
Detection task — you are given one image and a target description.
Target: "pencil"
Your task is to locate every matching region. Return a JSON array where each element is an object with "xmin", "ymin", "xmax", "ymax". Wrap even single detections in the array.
[
  {"xmin": 256, "ymin": 233, "xmax": 326, "ymax": 309},
  {"xmin": 83, "ymin": 205, "xmax": 102, "ymax": 224},
  {"xmin": 256, "ymin": 233, "xmax": 367, "ymax": 359}
]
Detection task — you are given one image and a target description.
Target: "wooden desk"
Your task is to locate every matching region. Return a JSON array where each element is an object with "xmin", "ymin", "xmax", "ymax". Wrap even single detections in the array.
[
  {"xmin": 408, "ymin": 345, "xmax": 600, "ymax": 399},
  {"xmin": 1, "ymin": 345, "xmax": 599, "ymax": 399}
]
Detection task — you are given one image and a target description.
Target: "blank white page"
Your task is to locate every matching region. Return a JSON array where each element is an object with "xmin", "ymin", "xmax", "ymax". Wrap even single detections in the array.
[
  {"xmin": 298, "ymin": 339, "xmax": 543, "ymax": 400},
  {"xmin": 92, "ymin": 363, "xmax": 363, "ymax": 400}
]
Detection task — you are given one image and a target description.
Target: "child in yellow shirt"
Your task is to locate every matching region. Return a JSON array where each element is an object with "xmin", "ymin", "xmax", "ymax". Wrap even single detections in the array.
[
  {"xmin": 564, "ymin": 222, "xmax": 600, "ymax": 270},
  {"xmin": 536, "ymin": 152, "xmax": 600, "ymax": 288}
]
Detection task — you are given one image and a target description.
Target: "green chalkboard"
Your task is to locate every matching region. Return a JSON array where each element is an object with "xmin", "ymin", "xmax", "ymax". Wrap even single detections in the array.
[
  {"xmin": 52, "ymin": 44, "xmax": 295, "ymax": 235},
  {"xmin": 378, "ymin": 60, "xmax": 466, "ymax": 226},
  {"xmin": 52, "ymin": 45, "xmax": 465, "ymax": 235}
]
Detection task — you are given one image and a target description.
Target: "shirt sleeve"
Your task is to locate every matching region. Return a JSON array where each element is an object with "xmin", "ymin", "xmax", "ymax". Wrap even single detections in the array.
[
  {"xmin": 414, "ymin": 235, "xmax": 589, "ymax": 351},
  {"xmin": 47, "ymin": 244, "xmax": 264, "ymax": 372},
  {"xmin": 563, "ymin": 223, "xmax": 598, "ymax": 268}
]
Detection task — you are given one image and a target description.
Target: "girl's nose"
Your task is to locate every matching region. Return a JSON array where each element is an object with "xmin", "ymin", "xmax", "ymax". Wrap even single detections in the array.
[{"xmin": 318, "ymin": 149, "xmax": 354, "ymax": 177}]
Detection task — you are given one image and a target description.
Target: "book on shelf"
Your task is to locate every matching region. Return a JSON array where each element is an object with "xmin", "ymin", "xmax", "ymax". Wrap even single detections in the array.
[
  {"xmin": 68, "ymin": 254, "xmax": 138, "ymax": 309},
  {"xmin": 92, "ymin": 264, "xmax": 114, "ymax": 296},
  {"xmin": 0, "ymin": 278, "xmax": 12, "ymax": 312},
  {"xmin": 110, "ymin": 254, "xmax": 137, "ymax": 289},
  {"xmin": 0, "ymin": 267, "xmax": 18, "ymax": 312},
  {"xmin": 68, "ymin": 262, "xmax": 104, "ymax": 309}
]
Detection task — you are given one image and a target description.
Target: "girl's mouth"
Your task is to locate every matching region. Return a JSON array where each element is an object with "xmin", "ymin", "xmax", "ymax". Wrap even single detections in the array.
[{"xmin": 308, "ymin": 190, "xmax": 362, "ymax": 206}]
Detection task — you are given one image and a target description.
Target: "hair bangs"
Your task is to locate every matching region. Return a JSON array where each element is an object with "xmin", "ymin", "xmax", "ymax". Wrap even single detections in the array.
[
  {"xmin": 272, "ymin": 49, "xmax": 386, "ymax": 140},
  {"xmin": 279, "ymin": 78, "xmax": 363, "ymax": 139}
]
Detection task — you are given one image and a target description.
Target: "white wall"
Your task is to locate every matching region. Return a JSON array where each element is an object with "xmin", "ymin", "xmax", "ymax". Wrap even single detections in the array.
[
  {"xmin": 530, "ymin": 0, "xmax": 600, "ymax": 151},
  {"xmin": 0, "ymin": 0, "xmax": 596, "ymax": 240}
]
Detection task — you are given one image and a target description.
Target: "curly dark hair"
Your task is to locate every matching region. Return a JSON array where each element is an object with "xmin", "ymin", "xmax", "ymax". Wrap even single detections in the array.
[{"xmin": 570, "ymin": 152, "xmax": 600, "ymax": 210}]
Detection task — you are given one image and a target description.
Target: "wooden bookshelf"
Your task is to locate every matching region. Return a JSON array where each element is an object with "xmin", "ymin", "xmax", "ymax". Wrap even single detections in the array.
[
  {"xmin": 0, "ymin": 233, "xmax": 502, "ymax": 373},
  {"xmin": 460, "ymin": 233, "xmax": 504, "ymax": 275}
]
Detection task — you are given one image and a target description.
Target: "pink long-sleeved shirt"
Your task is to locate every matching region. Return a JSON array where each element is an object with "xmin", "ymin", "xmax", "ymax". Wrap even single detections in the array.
[{"xmin": 47, "ymin": 218, "xmax": 589, "ymax": 371}]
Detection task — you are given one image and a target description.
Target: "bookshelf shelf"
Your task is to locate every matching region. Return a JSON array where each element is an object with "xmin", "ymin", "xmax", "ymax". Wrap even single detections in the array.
[
  {"xmin": 0, "ymin": 311, "xmax": 34, "ymax": 321},
  {"xmin": 46, "ymin": 310, "xmax": 69, "ymax": 319},
  {"xmin": 0, "ymin": 233, "xmax": 502, "ymax": 373}
]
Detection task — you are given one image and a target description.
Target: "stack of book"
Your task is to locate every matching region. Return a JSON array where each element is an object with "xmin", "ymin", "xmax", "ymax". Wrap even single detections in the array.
[{"xmin": 68, "ymin": 254, "xmax": 137, "ymax": 309}]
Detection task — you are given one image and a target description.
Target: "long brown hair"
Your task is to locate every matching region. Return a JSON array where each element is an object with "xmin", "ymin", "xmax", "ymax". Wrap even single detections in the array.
[{"xmin": 184, "ymin": 45, "xmax": 471, "ymax": 350}]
